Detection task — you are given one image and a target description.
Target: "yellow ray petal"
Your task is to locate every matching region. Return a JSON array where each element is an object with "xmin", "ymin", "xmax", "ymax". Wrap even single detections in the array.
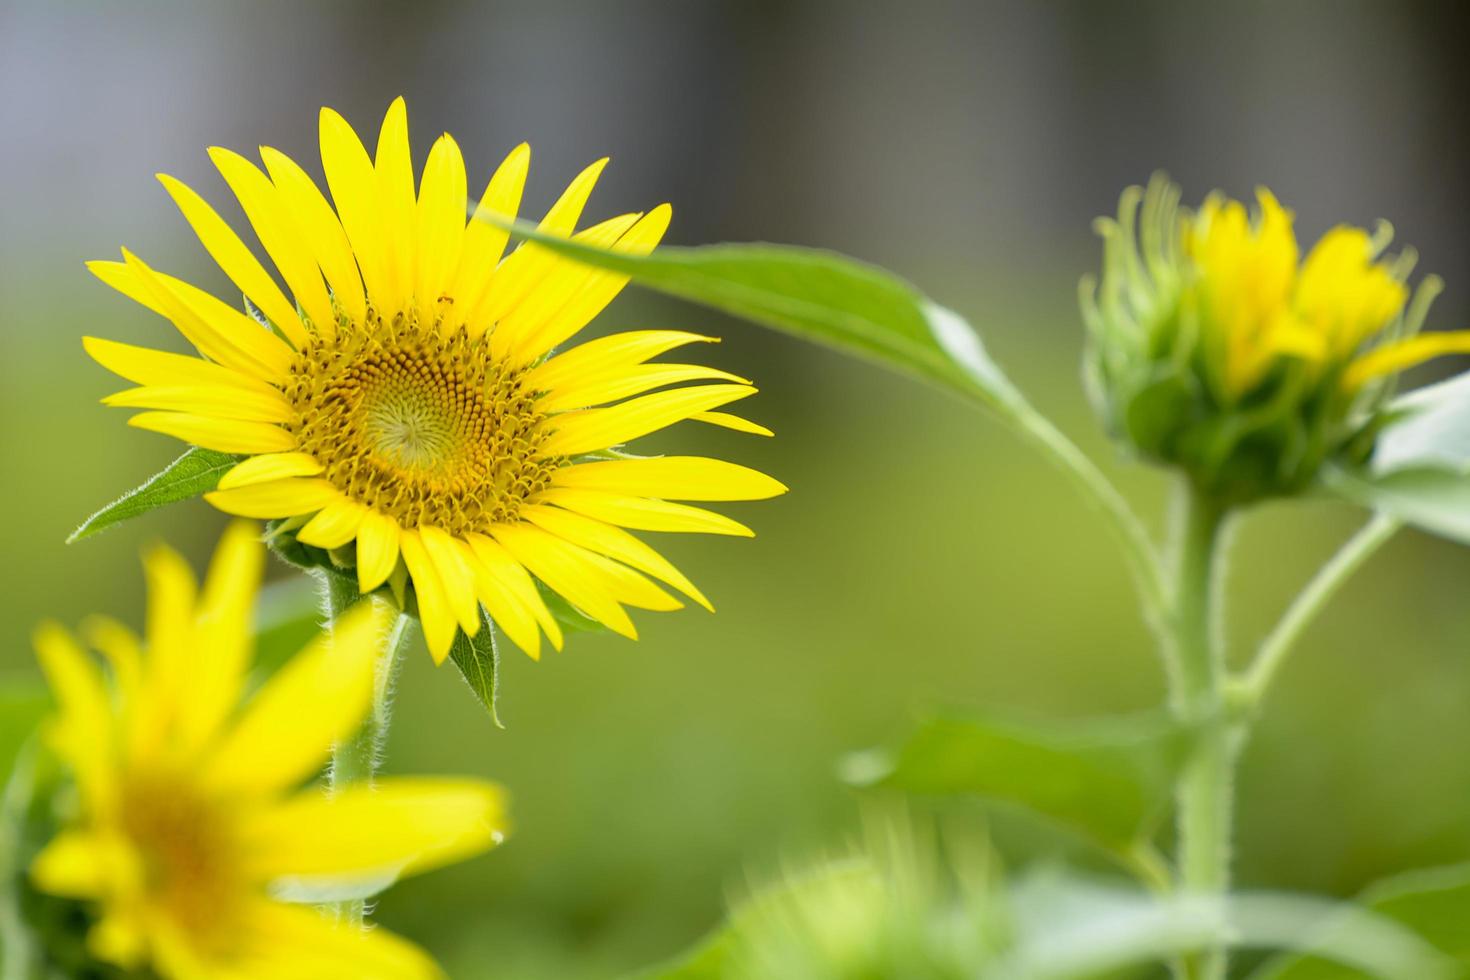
[
  {"xmin": 549, "ymin": 455, "xmax": 787, "ymax": 501},
  {"xmin": 209, "ymin": 146, "xmax": 336, "ymax": 336},
  {"xmin": 453, "ymin": 142, "xmax": 530, "ymax": 333},
  {"xmin": 414, "ymin": 133, "xmax": 467, "ymax": 319},
  {"xmin": 190, "ymin": 521, "xmax": 264, "ymax": 749},
  {"xmin": 521, "ymin": 504, "xmax": 710, "ymax": 610},
  {"xmin": 1345, "ymin": 331, "xmax": 1470, "ymax": 388},
  {"xmin": 87, "ymin": 257, "xmax": 166, "ymax": 317},
  {"xmin": 205, "ymin": 478, "xmax": 342, "ymax": 519},
  {"xmin": 80, "ymin": 615, "xmax": 143, "ymax": 708},
  {"xmin": 218, "ymin": 453, "xmax": 324, "ymax": 490},
  {"xmin": 261, "ymin": 145, "xmax": 365, "ymax": 328},
  {"xmin": 418, "ymin": 525, "xmax": 481, "ymax": 636},
  {"xmin": 398, "ymin": 529, "xmax": 457, "ymax": 664},
  {"xmin": 536, "ymin": 363, "xmax": 751, "ymax": 413},
  {"xmin": 463, "ymin": 533, "xmax": 563, "ymax": 653},
  {"xmin": 375, "ymin": 97, "xmax": 416, "ymax": 314},
  {"xmin": 235, "ymin": 899, "xmax": 440, "ymax": 980},
  {"xmin": 33, "ymin": 623, "xmax": 115, "ymax": 805},
  {"xmin": 82, "ymin": 336, "xmax": 279, "ymax": 397},
  {"xmin": 319, "ymin": 106, "xmax": 392, "ymax": 312},
  {"xmin": 130, "ymin": 543, "xmax": 197, "ymax": 759},
  {"xmin": 541, "ymin": 383, "xmax": 757, "ymax": 456},
  {"xmin": 490, "ymin": 523, "xmax": 636, "ymax": 639},
  {"xmin": 356, "ymin": 511, "xmax": 402, "ymax": 594},
  {"xmin": 129, "ymin": 412, "xmax": 295, "ymax": 455},
  {"xmin": 243, "ymin": 777, "xmax": 505, "ymax": 881},
  {"xmin": 207, "ymin": 601, "xmax": 389, "ymax": 796},
  {"xmin": 30, "ymin": 831, "xmax": 113, "ymax": 899},
  {"xmin": 693, "ymin": 411, "xmax": 774, "ymax": 436},
  {"xmin": 576, "ymin": 550, "xmax": 681, "ymax": 612},
  {"xmin": 156, "ymin": 173, "xmax": 307, "ymax": 347},
  {"xmin": 525, "ymin": 329, "xmax": 718, "ymax": 392},
  {"xmin": 297, "ymin": 498, "xmax": 369, "ymax": 550},
  {"xmin": 103, "ymin": 384, "xmax": 293, "ymax": 423},
  {"xmin": 538, "ymin": 488, "xmax": 754, "ymax": 536},
  {"xmin": 455, "ymin": 538, "xmax": 541, "ymax": 660}
]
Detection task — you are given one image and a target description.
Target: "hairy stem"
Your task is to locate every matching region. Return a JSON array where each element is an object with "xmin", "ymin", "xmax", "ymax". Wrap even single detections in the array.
[
  {"xmin": 1235, "ymin": 513, "xmax": 1401, "ymax": 707},
  {"xmin": 1170, "ymin": 482, "xmax": 1234, "ymax": 980}
]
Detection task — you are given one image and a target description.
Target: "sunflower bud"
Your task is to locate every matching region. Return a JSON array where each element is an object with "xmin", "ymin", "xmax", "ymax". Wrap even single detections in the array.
[{"xmin": 1082, "ymin": 176, "xmax": 1449, "ymax": 505}]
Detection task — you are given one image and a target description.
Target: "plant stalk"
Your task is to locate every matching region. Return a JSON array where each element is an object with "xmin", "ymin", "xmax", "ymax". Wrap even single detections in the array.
[{"xmin": 1170, "ymin": 482, "xmax": 1234, "ymax": 980}]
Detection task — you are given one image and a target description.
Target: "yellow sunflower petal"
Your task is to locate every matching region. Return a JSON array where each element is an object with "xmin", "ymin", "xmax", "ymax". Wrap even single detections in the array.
[
  {"xmin": 454, "ymin": 142, "xmax": 530, "ymax": 334},
  {"xmin": 129, "ymin": 412, "xmax": 295, "ymax": 455},
  {"xmin": 218, "ymin": 453, "xmax": 325, "ymax": 490},
  {"xmin": 79, "ymin": 615, "xmax": 143, "ymax": 708},
  {"xmin": 536, "ymin": 363, "xmax": 751, "ymax": 413},
  {"xmin": 418, "ymin": 525, "xmax": 482, "ymax": 636},
  {"xmin": 398, "ymin": 530, "xmax": 457, "ymax": 664},
  {"xmin": 103, "ymin": 385, "xmax": 293, "ymax": 423},
  {"xmin": 205, "ymin": 478, "xmax": 342, "ymax": 519},
  {"xmin": 209, "ymin": 146, "xmax": 335, "ymax": 336},
  {"xmin": 190, "ymin": 521, "xmax": 264, "ymax": 748},
  {"xmin": 525, "ymin": 329, "xmax": 719, "ymax": 392},
  {"xmin": 463, "ymin": 533, "xmax": 563, "ymax": 653},
  {"xmin": 156, "ymin": 173, "xmax": 307, "ymax": 347},
  {"xmin": 538, "ymin": 488, "xmax": 754, "ymax": 536},
  {"xmin": 296, "ymin": 498, "xmax": 369, "ymax": 550},
  {"xmin": 541, "ymin": 383, "xmax": 757, "ymax": 456},
  {"xmin": 356, "ymin": 511, "xmax": 402, "ymax": 594},
  {"xmin": 375, "ymin": 97, "xmax": 416, "ymax": 314},
  {"xmin": 490, "ymin": 523, "xmax": 636, "ymax": 639},
  {"xmin": 261, "ymin": 145, "xmax": 365, "ymax": 328},
  {"xmin": 206, "ymin": 601, "xmax": 389, "ymax": 796},
  {"xmin": 693, "ymin": 411, "xmax": 775, "ymax": 436},
  {"xmin": 319, "ymin": 106, "xmax": 392, "ymax": 312},
  {"xmin": 455, "ymin": 538, "xmax": 541, "ymax": 660},
  {"xmin": 549, "ymin": 455, "xmax": 787, "ymax": 501},
  {"xmin": 82, "ymin": 336, "xmax": 279, "ymax": 396},
  {"xmin": 577, "ymin": 551, "xmax": 681, "ymax": 611},
  {"xmin": 33, "ymin": 623, "xmax": 114, "ymax": 805},
  {"xmin": 30, "ymin": 831, "xmax": 113, "ymax": 899},
  {"xmin": 414, "ymin": 133, "xmax": 467, "ymax": 318},
  {"xmin": 1345, "ymin": 330, "xmax": 1470, "ymax": 388},
  {"xmin": 235, "ymin": 900, "xmax": 440, "ymax": 980}
]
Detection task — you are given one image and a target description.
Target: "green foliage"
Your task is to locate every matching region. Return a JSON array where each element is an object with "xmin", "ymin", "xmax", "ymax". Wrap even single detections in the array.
[
  {"xmin": 67, "ymin": 448, "xmax": 237, "ymax": 543},
  {"xmin": 842, "ymin": 711, "xmax": 1187, "ymax": 856},
  {"xmin": 449, "ymin": 607, "xmax": 502, "ymax": 729}
]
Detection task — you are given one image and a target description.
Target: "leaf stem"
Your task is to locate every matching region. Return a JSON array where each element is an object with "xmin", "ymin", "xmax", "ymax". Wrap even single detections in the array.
[
  {"xmin": 319, "ymin": 571, "xmax": 413, "ymax": 925},
  {"xmin": 1234, "ymin": 513, "xmax": 1401, "ymax": 708}
]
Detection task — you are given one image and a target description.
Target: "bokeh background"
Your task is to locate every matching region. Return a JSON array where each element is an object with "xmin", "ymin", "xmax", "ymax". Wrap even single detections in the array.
[{"xmin": 4, "ymin": 1, "xmax": 1470, "ymax": 976}]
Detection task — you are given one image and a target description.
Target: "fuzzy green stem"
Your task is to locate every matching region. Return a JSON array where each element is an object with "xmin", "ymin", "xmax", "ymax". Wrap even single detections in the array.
[
  {"xmin": 319, "ymin": 571, "xmax": 412, "ymax": 925},
  {"xmin": 1170, "ymin": 482, "xmax": 1233, "ymax": 980},
  {"xmin": 1234, "ymin": 513, "xmax": 1401, "ymax": 708}
]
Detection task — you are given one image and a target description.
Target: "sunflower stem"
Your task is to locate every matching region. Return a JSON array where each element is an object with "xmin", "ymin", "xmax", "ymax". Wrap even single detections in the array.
[
  {"xmin": 1168, "ymin": 482, "xmax": 1236, "ymax": 980},
  {"xmin": 319, "ymin": 570, "xmax": 413, "ymax": 926}
]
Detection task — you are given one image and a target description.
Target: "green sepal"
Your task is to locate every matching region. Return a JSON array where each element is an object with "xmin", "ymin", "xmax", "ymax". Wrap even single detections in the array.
[
  {"xmin": 448, "ymin": 606, "xmax": 502, "ymax": 729},
  {"xmin": 67, "ymin": 448, "xmax": 238, "ymax": 543},
  {"xmin": 842, "ymin": 709, "xmax": 1188, "ymax": 855}
]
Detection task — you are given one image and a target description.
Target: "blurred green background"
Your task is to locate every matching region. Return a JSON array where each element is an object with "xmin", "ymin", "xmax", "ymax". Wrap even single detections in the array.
[{"xmin": 3, "ymin": 1, "xmax": 1470, "ymax": 976}]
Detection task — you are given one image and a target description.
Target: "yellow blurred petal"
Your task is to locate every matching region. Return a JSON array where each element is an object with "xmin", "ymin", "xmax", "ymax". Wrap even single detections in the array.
[
  {"xmin": 538, "ymin": 488, "xmax": 754, "ymax": 536},
  {"xmin": 207, "ymin": 601, "xmax": 390, "ymax": 796},
  {"xmin": 129, "ymin": 412, "xmax": 293, "ymax": 455},
  {"xmin": 453, "ymin": 142, "xmax": 530, "ymax": 333},
  {"xmin": 33, "ymin": 623, "xmax": 114, "ymax": 804},
  {"xmin": 30, "ymin": 831, "xmax": 112, "ymax": 898},
  {"xmin": 205, "ymin": 478, "xmax": 342, "ymax": 519},
  {"xmin": 261, "ymin": 145, "xmax": 365, "ymax": 328},
  {"xmin": 82, "ymin": 336, "xmax": 280, "ymax": 396},
  {"xmin": 319, "ymin": 106, "xmax": 392, "ymax": 313},
  {"xmin": 209, "ymin": 146, "xmax": 335, "ymax": 336},
  {"xmin": 80, "ymin": 615, "xmax": 143, "ymax": 708},
  {"xmin": 243, "ymin": 777, "xmax": 505, "ymax": 881},
  {"xmin": 190, "ymin": 521, "xmax": 265, "ymax": 749},
  {"xmin": 398, "ymin": 530, "xmax": 457, "ymax": 663},
  {"xmin": 297, "ymin": 498, "xmax": 369, "ymax": 550},
  {"xmin": 375, "ymin": 97, "xmax": 416, "ymax": 315},
  {"xmin": 417, "ymin": 526, "xmax": 481, "ymax": 636},
  {"xmin": 1346, "ymin": 331, "xmax": 1470, "ymax": 388},
  {"xmin": 491, "ymin": 523, "xmax": 636, "ymax": 639},
  {"xmin": 525, "ymin": 329, "xmax": 718, "ymax": 392},
  {"xmin": 103, "ymin": 384, "xmax": 292, "ymax": 423},
  {"xmin": 550, "ymin": 455, "xmax": 787, "ymax": 501},
  {"xmin": 414, "ymin": 133, "xmax": 467, "ymax": 317},
  {"xmin": 218, "ymin": 453, "xmax": 324, "ymax": 490},
  {"xmin": 237, "ymin": 901, "xmax": 441, "ymax": 980},
  {"xmin": 522, "ymin": 503, "xmax": 710, "ymax": 610},
  {"xmin": 541, "ymin": 384, "xmax": 756, "ymax": 456},
  {"xmin": 356, "ymin": 511, "xmax": 402, "ymax": 594},
  {"xmin": 156, "ymin": 173, "xmax": 307, "ymax": 347}
]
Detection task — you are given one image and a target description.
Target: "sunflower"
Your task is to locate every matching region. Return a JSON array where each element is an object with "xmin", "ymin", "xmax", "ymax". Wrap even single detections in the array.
[
  {"xmin": 29, "ymin": 522, "xmax": 505, "ymax": 980},
  {"xmin": 86, "ymin": 97, "xmax": 786, "ymax": 662}
]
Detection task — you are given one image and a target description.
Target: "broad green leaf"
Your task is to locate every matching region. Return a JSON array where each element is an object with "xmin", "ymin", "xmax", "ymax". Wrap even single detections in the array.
[
  {"xmin": 842, "ymin": 710, "xmax": 1187, "ymax": 852},
  {"xmin": 449, "ymin": 607, "xmax": 502, "ymax": 728},
  {"xmin": 1324, "ymin": 466, "xmax": 1470, "ymax": 547},
  {"xmin": 491, "ymin": 219, "xmax": 1029, "ymax": 415},
  {"xmin": 1250, "ymin": 863, "xmax": 1470, "ymax": 979},
  {"xmin": 68, "ymin": 447, "xmax": 238, "ymax": 543}
]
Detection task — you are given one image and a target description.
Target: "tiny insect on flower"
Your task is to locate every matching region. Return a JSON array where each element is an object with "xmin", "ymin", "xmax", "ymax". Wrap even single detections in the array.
[
  {"xmin": 29, "ymin": 521, "xmax": 506, "ymax": 980},
  {"xmin": 86, "ymin": 97, "xmax": 787, "ymax": 663}
]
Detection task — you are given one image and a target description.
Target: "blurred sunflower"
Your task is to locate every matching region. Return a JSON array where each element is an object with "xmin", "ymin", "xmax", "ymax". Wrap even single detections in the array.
[
  {"xmin": 86, "ymin": 97, "xmax": 786, "ymax": 662},
  {"xmin": 29, "ymin": 522, "xmax": 505, "ymax": 980}
]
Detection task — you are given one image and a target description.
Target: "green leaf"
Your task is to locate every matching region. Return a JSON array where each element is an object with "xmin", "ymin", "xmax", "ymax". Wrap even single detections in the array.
[
  {"xmin": 1374, "ymin": 373, "xmax": 1470, "ymax": 475},
  {"xmin": 68, "ymin": 447, "xmax": 238, "ymax": 543},
  {"xmin": 491, "ymin": 219, "xmax": 1028, "ymax": 415},
  {"xmin": 1250, "ymin": 863, "xmax": 1470, "ymax": 979},
  {"xmin": 842, "ymin": 710, "xmax": 1187, "ymax": 852},
  {"xmin": 1324, "ymin": 466, "xmax": 1470, "ymax": 546},
  {"xmin": 449, "ymin": 607, "xmax": 502, "ymax": 728}
]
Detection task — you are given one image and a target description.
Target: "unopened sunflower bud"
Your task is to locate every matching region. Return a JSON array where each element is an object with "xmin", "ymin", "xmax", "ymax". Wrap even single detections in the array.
[{"xmin": 1082, "ymin": 175, "xmax": 1454, "ymax": 505}]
